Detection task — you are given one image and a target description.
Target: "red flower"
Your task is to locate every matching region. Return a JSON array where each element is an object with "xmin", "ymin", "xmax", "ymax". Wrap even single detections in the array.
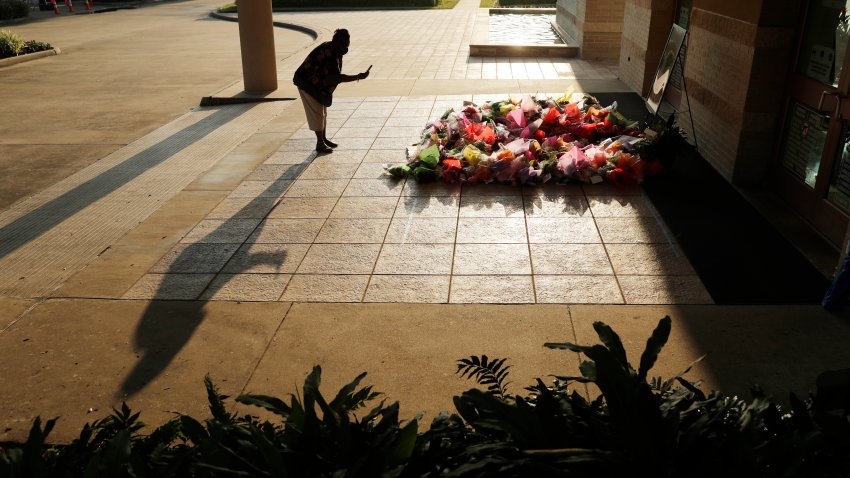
[
  {"xmin": 578, "ymin": 123, "xmax": 597, "ymax": 140},
  {"xmin": 535, "ymin": 129, "xmax": 547, "ymax": 141},
  {"xmin": 464, "ymin": 123, "xmax": 495, "ymax": 143},
  {"xmin": 542, "ymin": 108, "xmax": 560, "ymax": 124},
  {"xmin": 607, "ymin": 167, "xmax": 636, "ymax": 188},
  {"xmin": 441, "ymin": 159, "xmax": 463, "ymax": 183}
]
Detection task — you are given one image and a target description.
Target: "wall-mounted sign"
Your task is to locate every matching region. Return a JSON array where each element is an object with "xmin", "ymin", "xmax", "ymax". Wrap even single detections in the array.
[{"xmin": 807, "ymin": 44, "xmax": 836, "ymax": 84}]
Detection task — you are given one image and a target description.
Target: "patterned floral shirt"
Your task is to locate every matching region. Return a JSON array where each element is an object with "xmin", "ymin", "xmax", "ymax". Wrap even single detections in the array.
[{"xmin": 293, "ymin": 41, "xmax": 343, "ymax": 107}]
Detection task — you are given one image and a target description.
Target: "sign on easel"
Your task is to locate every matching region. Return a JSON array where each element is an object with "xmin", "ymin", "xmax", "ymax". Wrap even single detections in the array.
[{"xmin": 646, "ymin": 24, "xmax": 687, "ymax": 116}]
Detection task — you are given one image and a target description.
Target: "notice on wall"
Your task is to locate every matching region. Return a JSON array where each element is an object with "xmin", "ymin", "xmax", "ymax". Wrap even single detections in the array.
[
  {"xmin": 807, "ymin": 44, "xmax": 836, "ymax": 84},
  {"xmin": 781, "ymin": 102, "xmax": 827, "ymax": 188}
]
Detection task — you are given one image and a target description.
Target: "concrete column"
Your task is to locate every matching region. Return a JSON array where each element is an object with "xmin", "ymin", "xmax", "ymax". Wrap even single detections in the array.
[{"xmin": 238, "ymin": 0, "xmax": 277, "ymax": 93}]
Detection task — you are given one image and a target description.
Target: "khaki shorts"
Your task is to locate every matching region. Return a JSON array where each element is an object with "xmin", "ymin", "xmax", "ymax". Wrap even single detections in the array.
[{"xmin": 298, "ymin": 88, "xmax": 327, "ymax": 132}]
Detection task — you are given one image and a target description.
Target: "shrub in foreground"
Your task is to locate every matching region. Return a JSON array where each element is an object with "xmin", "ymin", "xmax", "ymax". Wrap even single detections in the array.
[
  {"xmin": 0, "ymin": 29, "xmax": 23, "ymax": 57},
  {"xmin": 0, "ymin": 30, "xmax": 52, "ymax": 59},
  {"xmin": 2, "ymin": 317, "xmax": 849, "ymax": 477}
]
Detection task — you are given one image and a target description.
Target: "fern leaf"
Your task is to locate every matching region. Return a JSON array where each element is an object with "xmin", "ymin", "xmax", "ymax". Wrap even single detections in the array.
[{"xmin": 455, "ymin": 355, "xmax": 512, "ymax": 398}]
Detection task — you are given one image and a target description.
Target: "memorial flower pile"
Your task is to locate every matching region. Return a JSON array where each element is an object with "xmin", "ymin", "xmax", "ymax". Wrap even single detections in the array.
[{"xmin": 386, "ymin": 94, "xmax": 668, "ymax": 187}]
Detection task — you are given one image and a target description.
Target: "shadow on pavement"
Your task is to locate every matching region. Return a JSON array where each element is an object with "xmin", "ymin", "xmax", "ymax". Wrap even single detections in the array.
[
  {"xmin": 593, "ymin": 91, "xmax": 829, "ymax": 304},
  {"xmin": 0, "ymin": 106, "xmax": 249, "ymax": 261},
  {"xmin": 675, "ymin": 306, "xmax": 850, "ymax": 404},
  {"xmin": 118, "ymin": 158, "xmax": 311, "ymax": 397},
  {"xmin": 643, "ymin": 146, "xmax": 829, "ymax": 304}
]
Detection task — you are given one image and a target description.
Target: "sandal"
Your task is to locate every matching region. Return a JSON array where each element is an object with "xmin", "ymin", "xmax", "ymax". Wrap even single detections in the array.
[
  {"xmin": 324, "ymin": 138, "xmax": 338, "ymax": 148},
  {"xmin": 316, "ymin": 144, "xmax": 333, "ymax": 154}
]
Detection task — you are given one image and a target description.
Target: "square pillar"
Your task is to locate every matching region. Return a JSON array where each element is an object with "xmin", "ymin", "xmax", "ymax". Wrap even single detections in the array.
[
  {"xmin": 238, "ymin": 0, "xmax": 278, "ymax": 93},
  {"xmin": 618, "ymin": 0, "xmax": 676, "ymax": 97}
]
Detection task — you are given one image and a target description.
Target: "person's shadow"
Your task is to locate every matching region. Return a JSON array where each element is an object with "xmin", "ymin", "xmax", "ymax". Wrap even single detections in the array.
[{"xmin": 117, "ymin": 150, "xmax": 314, "ymax": 398}]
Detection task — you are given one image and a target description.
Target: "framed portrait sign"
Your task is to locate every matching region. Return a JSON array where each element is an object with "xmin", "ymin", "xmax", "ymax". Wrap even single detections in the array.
[{"xmin": 646, "ymin": 24, "xmax": 687, "ymax": 115}]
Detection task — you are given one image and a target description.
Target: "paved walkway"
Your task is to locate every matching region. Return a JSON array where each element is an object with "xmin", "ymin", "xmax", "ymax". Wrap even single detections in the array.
[
  {"xmin": 267, "ymin": 0, "xmax": 618, "ymax": 82},
  {"xmin": 0, "ymin": 1, "xmax": 848, "ymax": 444},
  {"xmin": 116, "ymin": 94, "xmax": 709, "ymax": 305}
]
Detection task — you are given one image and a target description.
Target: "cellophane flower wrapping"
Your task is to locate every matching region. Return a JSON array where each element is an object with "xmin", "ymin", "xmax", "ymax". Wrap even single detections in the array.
[{"xmin": 385, "ymin": 94, "xmax": 667, "ymax": 187}]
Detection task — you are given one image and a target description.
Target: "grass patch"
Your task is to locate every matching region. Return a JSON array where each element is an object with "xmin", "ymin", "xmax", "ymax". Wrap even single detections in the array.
[{"xmin": 435, "ymin": 0, "xmax": 460, "ymax": 8}]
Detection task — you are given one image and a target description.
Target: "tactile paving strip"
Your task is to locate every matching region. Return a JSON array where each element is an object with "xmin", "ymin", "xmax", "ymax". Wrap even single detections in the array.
[{"xmin": 0, "ymin": 102, "xmax": 283, "ymax": 297}]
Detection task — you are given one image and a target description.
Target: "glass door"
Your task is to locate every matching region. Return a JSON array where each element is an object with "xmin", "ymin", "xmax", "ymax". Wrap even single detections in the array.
[{"xmin": 777, "ymin": 0, "xmax": 850, "ymax": 246}]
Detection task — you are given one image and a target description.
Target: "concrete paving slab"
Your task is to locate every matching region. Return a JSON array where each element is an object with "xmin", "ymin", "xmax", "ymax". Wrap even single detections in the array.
[
  {"xmin": 396, "ymin": 196, "xmax": 459, "ymax": 218},
  {"xmin": 280, "ymin": 274, "xmax": 370, "ymax": 302},
  {"xmin": 364, "ymin": 275, "xmax": 451, "ymax": 303},
  {"xmin": 331, "ymin": 196, "xmax": 400, "ymax": 218},
  {"xmin": 535, "ymin": 276, "xmax": 623, "ymax": 304},
  {"xmin": 228, "ymin": 179, "xmax": 295, "ymax": 199},
  {"xmin": 530, "ymin": 244, "xmax": 614, "ymax": 275},
  {"xmin": 450, "ymin": 275, "xmax": 536, "ymax": 303},
  {"xmin": 0, "ymin": 299, "xmax": 288, "ymax": 442},
  {"xmin": 267, "ymin": 197, "xmax": 337, "ymax": 219},
  {"xmin": 124, "ymin": 273, "xmax": 216, "ymax": 300},
  {"xmin": 617, "ymin": 275, "xmax": 713, "ymax": 304},
  {"xmin": 244, "ymin": 303, "xmax": 577, "ymax": 423}
]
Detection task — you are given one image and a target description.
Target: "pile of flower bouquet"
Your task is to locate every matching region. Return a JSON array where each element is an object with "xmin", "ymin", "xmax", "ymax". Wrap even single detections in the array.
[{"xmin": 386, "ymin": 94, "xmax": 668, "ymax": 187}]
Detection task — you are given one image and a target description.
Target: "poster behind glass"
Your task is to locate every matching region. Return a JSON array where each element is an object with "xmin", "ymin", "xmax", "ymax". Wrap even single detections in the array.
[
  {"xmin": 781, "ymin": 102, "xmax": 828, "ymax": 189},
  {"xmin": 829, "ymin": 128, "xmax": 850, "ymax": 214}
]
